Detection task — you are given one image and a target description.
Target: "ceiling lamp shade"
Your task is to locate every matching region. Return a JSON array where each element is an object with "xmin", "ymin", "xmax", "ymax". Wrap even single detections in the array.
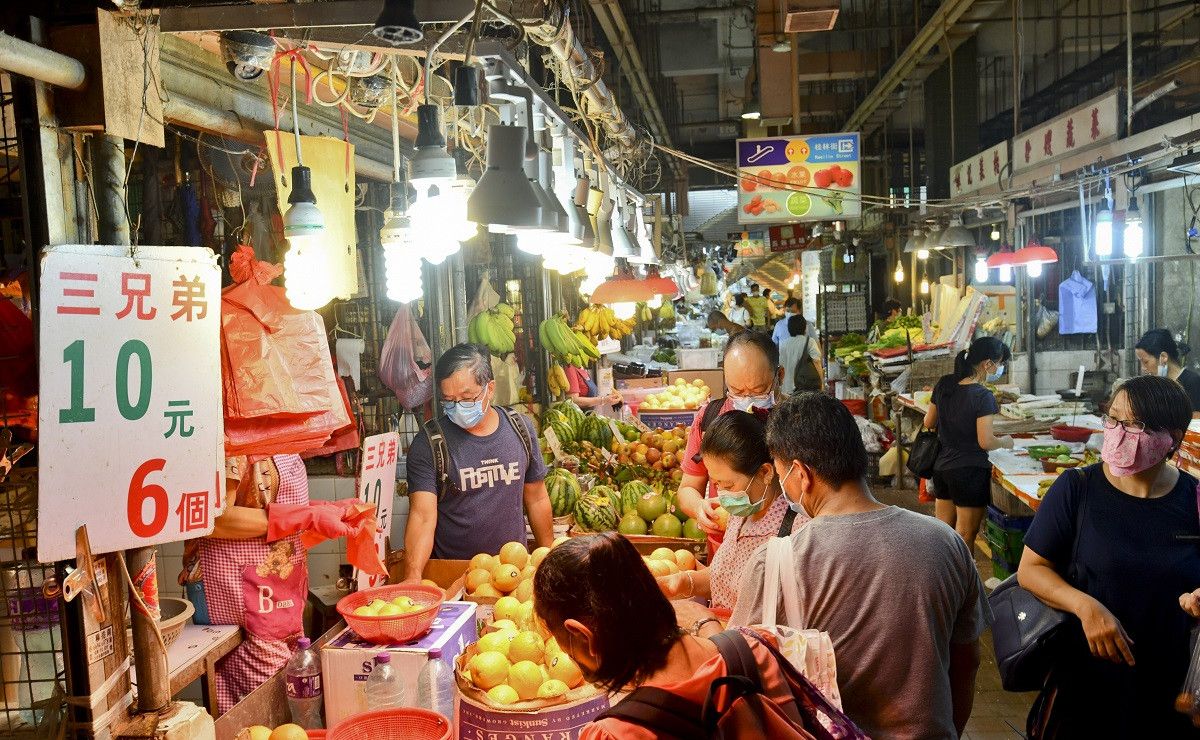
[
  {"xmin": 1012, "ymin": 239, "xmax": 1058, "ymax": 278},
  {"xmin": 902, "ymin": 228, "xmax": 923, "ymax": 253},
  {"xmin": 590, "ymin": 271, "xmax": 677, "ymax": 305},
  {"xmin": 410, "ymin": 104, "xmax": 455, "ymax": 187},
  {"xmin": 611, "ymin": 197, "xmax": 640, "ymax": 259},
  {"xmin": 373, "ymin": 0, "xmax": 423, "ymax": 45},
  {"xmin": 467, "ymin": 125, "xmax": 541, "ymax": 232},
  {"xmin": 986, "ymin": 248, "xmax": 1017, "ymax": 268},
  {"xmin": 939, "ymin": 218, "xmax": 976, "ymax": 248},
  {"xmin": 923, "ymin": 226, "xmax": 944, "ymax": 251}
]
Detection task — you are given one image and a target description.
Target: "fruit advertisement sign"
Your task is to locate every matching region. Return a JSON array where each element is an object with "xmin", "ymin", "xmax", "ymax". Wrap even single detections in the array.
[{"xmin": 736, "ymin": 133, "xmax": 861, "ymax": 224}]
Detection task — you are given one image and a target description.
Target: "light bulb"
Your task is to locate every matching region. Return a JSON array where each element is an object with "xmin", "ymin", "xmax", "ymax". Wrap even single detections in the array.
[
  {"xmin": 1026, "ymin": 260, "xmax": 1043, "ymax": 278},
  {"xmin": 1124, "ymin": 199, "xmax": 1144, "ymax": 260},
  {"xmin": 990, "ymin": 226, "xmax": 1001, "ymax": 241},
  {"xmin": 919, "ymin": 276, "xmax": 930, "ymax": 294},
  {"xmin": 612, "ymin": 301, "xmax": 638, "ymax": 320},
  {"xmin": 894, "ymin": 262, "xmax": 905, "ymax": 283},
  {"xmin": 517, "ymin": 232, "xmax": 546, "ymax": 256},
  {"xmin": 1094, "ymin": 208, "xmax": 1114, "ymax": 257},
  {"xmin": 917, "ymin": 248, "xmax": 930, "ymax": 260},
  {"xmin": 408, "ymin": 183, "xmax": 474, "ymax": 265},
  {"xmin": 648, "ymin": 294, "xmax": 663, "ymax": 309},
  {"xmin": 381, "ymin": 211, "xmax": 423, "ymax": 302},
  {"xmin": 974, "ymin": 256, "xmax": 988, "ymax": 283},
  {"xmin": 284, "ymin": 234, "xmax": 332, "ymax": 310},
  {"xmin": 998, "ymin": 264, "xmax": 1013, "ymax": 283}
]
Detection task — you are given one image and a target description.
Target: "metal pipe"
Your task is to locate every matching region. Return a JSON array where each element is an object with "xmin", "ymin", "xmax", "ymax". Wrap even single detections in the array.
[
  {"xmin": 425, "ymin": 10, "xmax": 475, "ymax": 104},
  {"xmin": 0, "ymin": 31, "xmax": 86, "ymax": 90},
  {"xmin": 162, "ymin": 93, "xmax": 396, "ymax": 181},
  {"xmin": 1126, "ymin": 0, "xmax": 1134, "ymax": 134}
]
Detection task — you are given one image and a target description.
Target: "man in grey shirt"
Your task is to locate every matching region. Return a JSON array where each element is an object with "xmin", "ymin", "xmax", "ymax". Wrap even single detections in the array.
[{"xmin": 730, "ymin": 393, "xmax": 990, "ymax": 739}]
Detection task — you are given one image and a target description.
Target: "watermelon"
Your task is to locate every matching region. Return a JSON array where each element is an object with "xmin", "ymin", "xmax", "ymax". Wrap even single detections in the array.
[
  {"xmin": 619, "ymin": 481, "xmax": 651, "ymax": 516},
  {"xmin": 583, "ymin": 415, "xmax": 614, "ymax": 450},
  {"xmin": 547, "ymin": 469, "xmax": 582, "ymax": 517},
  {"xmin": 575, "ymin": 493, "xmax": 618, "ymax": 532},
  {"xmin": 590, "ymin": 485, "xmax": 619, "ymax": 516},
  {"xmin": 617, "ymin": 513, "xmax": 648, "ymax": 536},
  {"xmin": 549, "ymin": 418, "xmax": 576, "ymax": 446},
  {"xmin": 550, "ymin": 401, "xmax": 585, "ymax": 435}
]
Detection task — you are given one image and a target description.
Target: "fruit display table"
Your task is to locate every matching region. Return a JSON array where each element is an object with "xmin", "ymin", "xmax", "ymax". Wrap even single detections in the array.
[{"xmin": 166, "ymin": 624, "xmax": 242, "ymax": 717}]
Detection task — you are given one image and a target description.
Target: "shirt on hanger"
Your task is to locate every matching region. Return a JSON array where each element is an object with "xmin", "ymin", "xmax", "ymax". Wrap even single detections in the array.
[{"xmin": 1058, "ymin": 270, "xmax": 1098, "ymax": 335}]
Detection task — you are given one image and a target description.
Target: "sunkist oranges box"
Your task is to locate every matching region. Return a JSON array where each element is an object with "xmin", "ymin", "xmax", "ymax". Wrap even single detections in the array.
[
  {"xmin": 385, "ymin": 554, "xmax": 470, "ymax": 600},
  {"xmin": 320, "ymin": 600, "xmax": 477, "ymax": 727}
]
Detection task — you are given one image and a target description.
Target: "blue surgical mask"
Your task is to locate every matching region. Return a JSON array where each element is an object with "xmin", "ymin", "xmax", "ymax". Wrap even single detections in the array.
[
  {"xmin": 986, "ymin": 364, "xmax": 1006, "ymax": 383},
  {"xmin": 443, "ymin": 390, "xmax": 490, "ymax": 429},
  {"xmin": 716, "ymin": 477, "xmax": 767, "ymax": 518},
  {"xmin": 730, "ymin": 390, "xmax": 775, "ymax": 413},
  {"xmin": 1158, "ymin": 361, "xmax": 1170, "ymax": 377},
  {"xmin": 778, "ymin": 461, "xmax": 809, "ymax": 517}
]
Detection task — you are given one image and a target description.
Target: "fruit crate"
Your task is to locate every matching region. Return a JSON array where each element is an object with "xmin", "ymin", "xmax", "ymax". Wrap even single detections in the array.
[
  {"xmin": 983, "ymin": 519, "xmax": 1026, "ymax": 564},
  {"xmin": 991, "ymin": 550, "xmax": 1020, "ymax": 582},
  {"xmin": 986, "ymin": 506, "xmax": 1034, "ymax": 533},
  {"xmin": 638, "ymin": 410, "xmax": 698, "ymax": 430},
  {"xmin": 991, "ymin": 559, "xmax": 1014, "ymax": 581}
]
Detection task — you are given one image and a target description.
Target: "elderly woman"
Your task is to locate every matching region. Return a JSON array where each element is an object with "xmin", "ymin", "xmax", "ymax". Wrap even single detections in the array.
[{"xmin": 1018, "ymin": 375, "xmax": 1200, "ymax": 736}]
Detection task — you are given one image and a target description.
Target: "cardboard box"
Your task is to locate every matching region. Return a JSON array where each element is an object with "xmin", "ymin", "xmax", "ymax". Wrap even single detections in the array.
[
  {"xmin": 677, "ymin": 348, "xmax": 720, "ymax": 370},
  {"xmin": 666, "ymin": 369, "xmax": 725, "ymax": 396},
  {"xmin": 320, "ymin": 601, "xmax": 477, "ymax": 727},
  {"xmin": 456, "ymin": 692, "xmax": 609, "ymax": 740},
  {"xmin": 638, "ymin": 410, "xmax": 696, "ymax": 430},
  {"xmin": 615, "ymin": 376, "xmax": 667, "ymax": 390},
  {"xmin": 385, "ymin": 555, "xmax": 470, "ymax": 600}
]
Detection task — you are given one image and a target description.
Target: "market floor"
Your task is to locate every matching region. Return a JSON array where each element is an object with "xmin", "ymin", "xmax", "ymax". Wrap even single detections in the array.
[{"xmin": 875, "ymin": 485, "xmax": 1035, "ymax": 739}]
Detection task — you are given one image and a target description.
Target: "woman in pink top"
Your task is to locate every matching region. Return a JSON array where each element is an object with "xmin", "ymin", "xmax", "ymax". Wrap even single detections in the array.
[
  {"xmin": 532, "ymin": 533, "xmax": 800, "ymax": 740},
  {"xmin": 658, "ymin": 412, "xmax": 808, "ymax": 614}
]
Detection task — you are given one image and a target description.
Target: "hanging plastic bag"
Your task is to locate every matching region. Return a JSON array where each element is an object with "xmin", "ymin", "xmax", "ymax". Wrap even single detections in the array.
[
  {"xmin": 467, "ymin": 271, "xmax": 501, "ymax": 321},
  {"xmin": 491, "ymin": 354, "xmax": 522, "ymax": 407},
  {"xmin": 378, "ymin": 303, "xmax": 433, "ymax": 410},
  {"xmin": 1035, "ymin": 305, "xmax": 1059, "ymax": 339}
]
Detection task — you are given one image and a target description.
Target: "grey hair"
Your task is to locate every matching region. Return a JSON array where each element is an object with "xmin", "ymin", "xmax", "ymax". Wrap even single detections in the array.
[{"xmin": 435, "ymin": 342, "xmax": 493, "ymax": 385}]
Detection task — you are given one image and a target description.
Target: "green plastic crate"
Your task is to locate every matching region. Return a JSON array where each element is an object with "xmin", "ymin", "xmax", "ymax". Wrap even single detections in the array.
[
  {"xmin": 992, "ymin": 559, "xmax": 1014, "ymax": 581},
  {"xmin": 984, "ymin": 518, "xmax": 1026, "ymax": 564}
]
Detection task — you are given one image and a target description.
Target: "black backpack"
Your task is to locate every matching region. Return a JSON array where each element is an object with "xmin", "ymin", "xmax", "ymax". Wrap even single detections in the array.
[
  {"xmin": 422, "ymin": 406, "xmax": 534, "ymax": 495},
  {"xmin": 792, "ymin": 337, "xmax": 822, "ymax": 393}
]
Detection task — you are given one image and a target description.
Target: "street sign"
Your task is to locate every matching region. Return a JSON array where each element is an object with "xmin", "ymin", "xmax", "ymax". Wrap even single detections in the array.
[
  {"xmin": 736, "ymin": 132, "xmax": 861, "ymax": 224},
  {"xmin": 354, "ymin": 432, "xmax": 400, "ymax": 589},
  {"xmin": 37, "ymin": 245, "xmax": 223, "ymax": 562}
]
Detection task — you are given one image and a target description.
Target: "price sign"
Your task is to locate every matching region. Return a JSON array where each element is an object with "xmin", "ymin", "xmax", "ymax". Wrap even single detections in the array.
[
  {"xmin": 37, "ymin": 245, "xmax": 222, "ymax": 562},
  {"xmin": 354, "ymin": 432, "xmax": 399, "ymax": 589}
]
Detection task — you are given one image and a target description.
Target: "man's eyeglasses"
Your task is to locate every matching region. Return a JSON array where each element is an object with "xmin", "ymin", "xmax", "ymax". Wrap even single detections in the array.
[
  {"xmin": 1101, "ymin": 414, "xmax": 1146, "ymax": 433},
  {"xmin": 443, "ymin": 389, "xmax": 487, "ymax": 409}
]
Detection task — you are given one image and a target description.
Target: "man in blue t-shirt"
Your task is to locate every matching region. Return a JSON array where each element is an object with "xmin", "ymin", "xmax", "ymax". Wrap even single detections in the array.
[
  {"xmin": 771, "ymin": 297, "xmax": 801, "ymax": 345},
  {"xmin": 402, "ymin": 343, "xmax": 552, "ymax": 579}
]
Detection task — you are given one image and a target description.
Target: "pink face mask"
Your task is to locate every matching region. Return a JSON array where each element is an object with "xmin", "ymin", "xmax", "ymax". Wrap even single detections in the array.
[{"xmin": 1101, "ymin": 424, "xmax": 1176, "ymax": 476}]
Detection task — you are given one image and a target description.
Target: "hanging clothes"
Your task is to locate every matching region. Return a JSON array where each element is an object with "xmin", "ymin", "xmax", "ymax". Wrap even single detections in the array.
[{"xmin": 1058, "ymin": 270, "xmax": 1098, "ymax": 335}]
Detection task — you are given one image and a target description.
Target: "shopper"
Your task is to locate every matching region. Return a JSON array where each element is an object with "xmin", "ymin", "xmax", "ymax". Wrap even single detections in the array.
[
  {"xmin": 402, "ymin": 343, "xmax": 554, "ymax": 579},
  {"xmin": 922, "ymin": 337, "xmax": 1014, "ymax": 550},
  {"xmin": 1017, "ymin": 375, "xmax": 1200, "ymax": 737},
  {"xmin": 564, "ymin": 362, "xmax": 623, "ymax": 410},
  {"xmin": 868, "ymin": 298, "xmax": 903, "ymax": 343},
  {"xmin": 744, "ymin": 283, "xmax": 769, "ymax": 331},
  {"xmin": 771, "ymin": 297, "xmax": 801, "ymax": 345},
  {"xmin": 706, "ymin": 310, "xmax": 746, "ymax": 337},
  {"xmin": 533, "ymin": 533, "xmax": 806, "ymax": 739},
  {"xmin": 1135, "ymin": 328, "xmax": 1200, "ymax": 416},
  {"xmin": 731, "ymin": 393, "xmax": 989, "ymax": 739},
  {"xmin": 677, "ymin": 332, "xmax": 782, "ymax": 557},
  {"xmin": 657, "ymin": 412, "xmax": 807, "ymax": 615},
  {"xmin": 727, "ymin": 294, "xmax": 751, "ymax": 328},
  {"xmin": 779, "ymin": 314, "xmax": 824, "ymax": 395}
]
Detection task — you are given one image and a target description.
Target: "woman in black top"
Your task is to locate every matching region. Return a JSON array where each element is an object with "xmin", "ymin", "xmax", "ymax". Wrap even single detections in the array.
[
  {"xmin": 1136, "ymin": 328, "xmax": 1200, "ymax": 417},
  {"xmin": 922, "ymin": 337, "xmax": 1014, "ymax": 550},
  {"xmin": 1018, "ymin": 376, "xmax": 1200, "ymax": 736}
]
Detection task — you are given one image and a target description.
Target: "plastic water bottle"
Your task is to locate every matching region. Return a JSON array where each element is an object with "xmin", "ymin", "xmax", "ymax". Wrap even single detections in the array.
[
  {"xmin": 364, "ymin": 652, "xmax": 407, "ymax": 710},
  {"xmin": 417, "ymin": 648, "xmax": 455, "ymax": 719},
  {"xmin": 285, "ymin": 637, "xmax": 324, "ymax": 729}
]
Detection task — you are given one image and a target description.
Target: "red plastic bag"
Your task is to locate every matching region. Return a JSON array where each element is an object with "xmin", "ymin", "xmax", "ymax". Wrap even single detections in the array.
[
  {"xmin": 378, "ymin": 304, "xmax": 433, "ymax": 410},
  {"xmin": 918, "ymin": 477, "xmax": 935, "ymax": 503},
  {"xmin": 300, "ymin": 375, "xmax": 361, "ymax": 460}
]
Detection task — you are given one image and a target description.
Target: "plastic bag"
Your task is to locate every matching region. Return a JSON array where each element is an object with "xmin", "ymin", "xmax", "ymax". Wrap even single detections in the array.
[
  {"xmin": 467, "ymin": 271, "xmax": 500, "ymax": 320},
  {"xmin": 378, "ymin": 303, "xmax": 433, "ymax": 410},
  {"xmin": 1177, "ymin": 627, "xmax": 1200, "ymax": 725},
  {"xmin": 1035, "ymin": 305, "xmax": 1059, "ymax": 339}
]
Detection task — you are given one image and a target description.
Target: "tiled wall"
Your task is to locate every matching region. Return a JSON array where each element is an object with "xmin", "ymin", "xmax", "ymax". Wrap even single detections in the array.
[{"xmin": 1009, "ymin": 350, "xmax": 1127, "ymax": 396}]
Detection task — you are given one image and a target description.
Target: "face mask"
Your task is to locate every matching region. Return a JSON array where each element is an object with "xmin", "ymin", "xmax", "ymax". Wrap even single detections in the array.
[
  {"xmin": 716, "ymin": 476, "xmax": 767, "ymax": 518},
  {"xmin": 730, "ymin": 391, "xmax": 775, "ymax": 412},
  {"xmin": 1158, "ymin": 361, "xmax": 1169, "ymax": 377},
  {"xmin": 986, "ymin": 364, "xmax": 1006, "ymax": 383},
  {"xmin": 443, "ymin": 389, "xmax": 490, "ymax": 429},
  {"xmin": 1101, "ymin": 424, "xmax": 1175, "ymax": 476},
  {"xmin": 778, "ymin": 461, "xmax": 809, "ymax": 517}
]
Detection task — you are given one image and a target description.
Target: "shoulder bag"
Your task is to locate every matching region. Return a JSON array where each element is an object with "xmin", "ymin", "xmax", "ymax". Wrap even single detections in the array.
[
  {"xmin": 988, "ymin": 466, "xmax": 1091, "ymax": 692},
  {"xmin": 906, "ymin": 428, "xmax": 941, "ymax": 480}
]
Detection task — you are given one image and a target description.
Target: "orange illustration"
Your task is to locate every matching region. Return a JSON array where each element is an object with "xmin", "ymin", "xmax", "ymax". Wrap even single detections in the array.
[
  {"xmin": 785, "ymin": 139, "xmax": 810, "ymax": 162},
  {"xmin": 787, "ymin": 166, "xmax": 811, "ymax": 187}
]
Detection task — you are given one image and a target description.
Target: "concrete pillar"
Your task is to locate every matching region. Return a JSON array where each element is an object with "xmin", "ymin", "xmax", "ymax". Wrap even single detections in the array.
[
  {"xmin": 88, "ymin": 134, "xmax": 130, "ymax": 246},
  {"xmin": 923, "ymin": 37, "xmax": 979, "ymax": 200}
]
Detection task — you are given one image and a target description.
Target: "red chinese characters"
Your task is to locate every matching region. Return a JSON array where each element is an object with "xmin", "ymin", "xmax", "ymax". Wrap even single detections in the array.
[
  {"xmin": 1043, "ymin": 129, "xmax": 1053, "ymax": 157},
  {"xmin": 56, "ymin": 272, "xmax": 101, "ymax": 316},
  {"xmin": 175, "ymin": 489, "xmax": 210, "ymax": 532},
  {"xmin": 1066, "ymin": 119, "xmax": 1076, "ymax": 149},
  {"xmin": 116, "ymin": 273, "xmax": 157, "ymax": 320}
]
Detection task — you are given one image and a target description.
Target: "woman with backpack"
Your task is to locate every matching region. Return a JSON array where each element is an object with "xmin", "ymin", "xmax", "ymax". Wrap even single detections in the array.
[
  {"xmin": 533, "ymin": 532, "xmax": 862, "ymax": 739},
  {"xmin": 655, "ymin": 412, "xmax": 808, "ymax": 616},
  {"xmin": 779, "ymin": 314, "xmax": 824, "ymax": 395},
  {"xmin": 921, "ymin": 336, "xmax": 1014, "ymax": 550}
]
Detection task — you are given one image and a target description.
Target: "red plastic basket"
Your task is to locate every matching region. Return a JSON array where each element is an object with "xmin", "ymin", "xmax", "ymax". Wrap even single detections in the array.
[
  {"xmin": 328, "ymin": 708, "xmax": 451, "ymax": 740},
  {"xmin": 336, "ymin": 584, "xmax": 444, "ymax": 644}
]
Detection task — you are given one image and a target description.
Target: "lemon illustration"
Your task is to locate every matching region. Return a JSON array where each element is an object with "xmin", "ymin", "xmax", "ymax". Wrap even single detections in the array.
[{"xmin": 786, "ymin": 192, "xmax": 811, "ymax": 217}]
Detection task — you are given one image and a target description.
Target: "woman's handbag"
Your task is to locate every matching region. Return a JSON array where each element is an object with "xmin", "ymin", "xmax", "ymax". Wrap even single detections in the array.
[
  {"xmin": 988, "ymin": 468, "xmax": 1090, "ymax": 692},
  {"xmin": 906, "ymin": 428, "xmax": 941, "ymax": 479}
]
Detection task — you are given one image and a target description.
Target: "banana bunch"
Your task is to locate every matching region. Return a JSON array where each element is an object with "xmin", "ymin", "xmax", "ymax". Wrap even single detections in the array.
[
  {"xmin": 468, "ymin": 303, "xmax": 517, "ymax": 355},
  {"xmin": 638, "ymin": 302, "xmax": 654, "ymax": 325},
  {"xmin": 575, "ymin": 304, "xmax": 635, "ymax": 342},
  {"xmin": 546, "ymin": 363, "xmax": 571, "ymax": 398},
  {"xmin": 658, "ymin": 300, "xmax": 676, "ymax": 330},
  {"xmin": 539, "ymin": 314, "xmax": 600, "ymax": 366}
]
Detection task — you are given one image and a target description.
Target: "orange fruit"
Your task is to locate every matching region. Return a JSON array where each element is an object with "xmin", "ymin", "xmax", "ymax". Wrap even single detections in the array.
[
  {"xmin": 509, "ymin": 660, "xmax": 545, "ymax": 701},
  {"xmin": 548, "ymin": 652, "xmax": 584, "ymax": 689},
  {"xmin": 469, "ymin": 651, "xmax": 511, "ymax": 690},
  {"xmin": 492, "ymin": 562, "xmax": 521, "ymax": 593},
  {"xmin": 465, "ymin": 568, "xmax": 493, "ymax": 593},
  {"xmin": 514, "ymin": 578, "xmax": 534, "ymax": 603},
  {"xmin": 530, "ymin": 546, "xmax": 551, "ymax": 568},
  {"xmin": 472, "ymin": 583, "xmax": 502, "ymax": 599},
  {"xmin": 674, "ymin": 550, "xmax": 697, "ymax": 571},
  {"xmin": 470, "ymin": 553, "xmax": 497, "ymax": 572},
  {"xmin": 787, "ymin": 166, "xmax": 811, "ymax": 187},
  {"xmin": 246, "ymin": 727, "xmax": 272, "ymax": 740},
  {"xmin": 499, "ymin": 542, "xmax": 530, "ymax": 570},
  {"xmin": 268, "ymin": 725, "xmax": 308, "ymax": 740},
  {"xmin": 493, "ymin": 596, "xmax": 522, "ymax": 624},
  {"xmin": 508, "ymin": 631, "xmax": 546, "ymax": 664}
]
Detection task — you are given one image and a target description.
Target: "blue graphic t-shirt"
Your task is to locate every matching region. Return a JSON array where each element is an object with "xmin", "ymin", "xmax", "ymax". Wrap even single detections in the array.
[{"xmin": 406, "ymin": 410, "xmax": 546, "ymax": 559}]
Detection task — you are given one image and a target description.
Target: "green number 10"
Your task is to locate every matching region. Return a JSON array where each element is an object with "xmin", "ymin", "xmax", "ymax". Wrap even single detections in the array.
[{"xmin": 60, "ymin": 339, "xmax": 153, "ymax": 423}]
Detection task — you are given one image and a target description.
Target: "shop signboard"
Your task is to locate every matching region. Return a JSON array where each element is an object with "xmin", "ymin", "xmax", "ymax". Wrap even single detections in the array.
[
  {"xmin": 736, "ymin": 132, "xmax": 861, "ymax": 224},
  {"xmin": 735, "ymin": 231, "xmax": 766, "ymax": 256},
  {"xmin": 768, "ymin": 224, "xmax": 812, "ymax": 252},
  {"xmin": 37, "ymin": 245, "xmax": 222, "ymax": 562},
  {"xmin": 355, "ymin": 431, "xmax": 400, "ymax": 589},
  {"xmin": 1012, "ymin": 90, "xmax": 1120, "ymax": 172},
  {"xmin": 949, "ymin": 141, "xmax": 1010, "ymax": 198}
]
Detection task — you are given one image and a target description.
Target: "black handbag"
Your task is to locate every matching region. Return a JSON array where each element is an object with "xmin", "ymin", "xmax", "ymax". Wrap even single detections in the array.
[
  {"xmin": 988, "ymin": 467, "xmax": 1090, "ymax": 692},
  {"xmin": 906, "ymin": 429, "xmax": 941, "ymax": 479}
]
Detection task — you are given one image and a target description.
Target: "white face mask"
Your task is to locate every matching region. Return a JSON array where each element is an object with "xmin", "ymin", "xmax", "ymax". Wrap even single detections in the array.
[{"xmin": 778, "ymin": 461, "xmax": 809, "ymax": 517}]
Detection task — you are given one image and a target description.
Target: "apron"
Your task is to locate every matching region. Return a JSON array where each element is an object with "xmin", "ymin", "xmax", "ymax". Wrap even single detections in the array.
[{"xmin": 188, "ymin": 454, "xmax": 309, "ymax": 713}]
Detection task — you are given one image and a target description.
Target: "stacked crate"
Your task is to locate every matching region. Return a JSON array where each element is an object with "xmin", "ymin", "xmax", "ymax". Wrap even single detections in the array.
[{"xmin": 984, "ymin": 506, "xmax": 1034, "ymax": 580}]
